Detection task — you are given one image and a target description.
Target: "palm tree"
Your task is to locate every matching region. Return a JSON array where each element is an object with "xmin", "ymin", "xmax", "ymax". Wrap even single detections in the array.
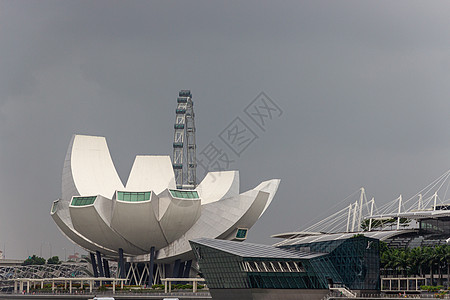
[
  {"xmin": 434, "ymin": 245, "xmax": 450, "ymax": 288},
  {"xmin": 424, "ymin": 247, "xmax": 438, "ymax": 286},
  {"xmin": 409, "ymin": 247, "xmax": 424, "ymax": 277},
  {"xmin": 380, "ymin": 243, "xmax": 450, "ymax": 286},
  {"xmin": 381, "ymin": 248, "xmax": 399, "ymax": 277},
  {"xmin": 435, "ymin": 245, "xmax": 447, "ymax": 286},
  {"xmin": 390, "ymin": 248, "xmax": 403, "ymax": 277},
  {"xmin": 398, "ymin": 249, "xmax": 410, "ymax": 277},
  {"xmin": 417, "ymin": 247, "xmax": 428, "ymax": 278},
  {"xmin": 444, "ymin": 246, "xmax": 450, "ymax": 288}
]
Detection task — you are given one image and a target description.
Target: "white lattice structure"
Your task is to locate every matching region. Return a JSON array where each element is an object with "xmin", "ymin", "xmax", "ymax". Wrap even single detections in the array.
[
  {"xmin": 172, "ymin": 90, "xmax": 197, "ymax": 189},
  {"xmin": 273, "ymin": 169, "xmax": 450, "ymax": 239},
  {"xmin": 0, "ymin": 263, "xmax": 105, "ymax": 281}
]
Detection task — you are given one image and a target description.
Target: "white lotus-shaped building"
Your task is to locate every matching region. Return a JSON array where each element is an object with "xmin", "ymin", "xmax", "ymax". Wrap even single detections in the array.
[{"xmin": 51, "ymin": 134, "xmax": 280, "ymax": 262}]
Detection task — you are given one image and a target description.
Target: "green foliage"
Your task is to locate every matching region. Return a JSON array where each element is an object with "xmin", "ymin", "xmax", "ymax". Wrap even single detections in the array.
[
  {"xmin": 420, "ymin": 285, "xmax": 443, "ymax": 292},
  {"xmin": 155, "ymin": 284, "xmax": 204, "ymax": 290},
  {"xmin": 381, "ymin": 244, "xmax": 450, "ymax": 281},
  {"xmin": 351, "ymin": 233, "xmax": 365, "ymax": 238},
  {"xmin": 379, "ymin": 241, "xmax": 389, "ymax": 253},
  {"xmin": 97, "ymin": 285, "xmax": 108, "ymax": 291},
  {"xmin": 152, "ymin": 284, "xmax": 164, "ymax": 289},
  {"xmin": 22, "ymin": 255, "xmax": 46, "ymax": 266},
  {"xmin": 172, "ymin": 283, "xmax": 194, "ymax": 289},
  {"xmin": 47, "ymin": 256, "xmax": 61, "ymax": 264}
]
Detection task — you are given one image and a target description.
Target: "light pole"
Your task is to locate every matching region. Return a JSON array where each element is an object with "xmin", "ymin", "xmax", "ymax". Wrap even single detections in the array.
[{"xmin": 63, "ymin": 248, "xmax": 67, "ymax": 261}]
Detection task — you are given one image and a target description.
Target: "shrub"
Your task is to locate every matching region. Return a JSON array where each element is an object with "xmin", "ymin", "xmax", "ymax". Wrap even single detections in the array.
[
  {"xmin": 420, "ymin": 285, "xmax": 443, "ymax": 292},
  {"xmin": 152, "ymin": 284, "xmax": 164, "ymax": 289},
  {"xmin": 97, "ymin": 285, "xmax": 108, "ymax": 291}
]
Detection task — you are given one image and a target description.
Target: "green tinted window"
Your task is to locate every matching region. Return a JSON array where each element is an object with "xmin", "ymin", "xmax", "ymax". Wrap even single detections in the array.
[
  {"xmin": 117, "ymin": 191, "xmax": 151, "ymax": 202},
  {"xmin": 71, "ymin": 196, "xmax": 96, "ymax": 206},
  {"xmin": 236, "ymin": 228, "xmax": 248, "ymax": 239},
  {"xmin": 169, "ymin": 189, "xmax": 199, "ymax": 199}
]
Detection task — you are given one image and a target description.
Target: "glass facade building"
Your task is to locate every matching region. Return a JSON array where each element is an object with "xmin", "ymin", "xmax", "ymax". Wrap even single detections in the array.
[
  {"xmin": 279, "ymin": 235, "xmax": 380, "ymax": 290},
  {"xmin": 190, "ymin": 236, "xmax": 379, "ymax": 293},
  {"xmin": 419, "ymin": 217, "xmax": 450, "ymax": 238},
  {"xmin": 379, "ymin": 217, "xmax": 450, "ymax": 249}
]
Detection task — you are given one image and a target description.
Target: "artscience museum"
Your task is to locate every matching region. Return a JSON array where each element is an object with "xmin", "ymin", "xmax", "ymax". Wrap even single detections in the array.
[
  {"xmin": 50, "ymin": 134, "xmax": 279, "ymax": 281},
  {"xmin": 50, "ymin": 91, "xmax": 280, "ymax": 284}
]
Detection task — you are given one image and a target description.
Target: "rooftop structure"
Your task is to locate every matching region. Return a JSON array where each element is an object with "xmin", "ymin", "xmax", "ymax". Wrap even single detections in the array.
[{"xmin": 273, "ymin": 170, "xmax": 450, "ymax": 250}]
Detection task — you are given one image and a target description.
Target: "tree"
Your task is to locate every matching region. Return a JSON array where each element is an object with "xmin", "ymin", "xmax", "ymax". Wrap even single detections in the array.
[
  {"xmin": 22, "ymin": 255, "xmax": 45, "ymax": 266},
  {"xmin": 47, "ymin": 256, "xmax": 61, "ymax": 265},
  {"xmin": 380, "ymin": 243, "xmax": 450, "ymax": 287},
  {"xmin": 445, "ymin": 246, "xmax": 450, "ymax": 287},
  {"xmin": 398, "ymin": 248, "xmax": 410, "ymax": 277},
  {"xmin": 409, "ymin": 247, "xmax": 426, "ymax": 277},
  {"xmin": 424, "ymin": 247, "xmax": 438, "ymax": 286}
]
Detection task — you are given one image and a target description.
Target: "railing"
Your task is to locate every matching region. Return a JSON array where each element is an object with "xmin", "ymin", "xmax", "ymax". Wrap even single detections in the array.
[
  {"xmin": 161, "ymin": 278, "xmax": 206, "ymax": 293},
  {"xmin": 328, "ymin": 284, "xmax": 357, "ymax": 298},
  {"xmin": 0, "ymin": 290, "xmax": 212, "ymax": 298},
  {"xmin": 325, "ymin": 292, "xmax": 450, "ymax": 299},
  {"xmin": 381, "ymin": 277, "xmax": 427, "ymax": 292}
]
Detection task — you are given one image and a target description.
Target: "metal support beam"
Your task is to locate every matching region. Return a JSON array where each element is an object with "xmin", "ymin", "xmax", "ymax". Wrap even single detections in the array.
[
  {"xmin": 148, "ymin": 246, "xmax": 155, "ymax": 287},
  {"xmin": 173, "ymin": 259, "xmax": 181, "ymax": 278},
  {"xmin": 368, "ymin": 198, "xmax": 374, "ymax": 232},
  {"xmin": 96, "ymin": 251, "xmax": 104, "ymax": 278},
  {"xmin": 346, "ymin": 203, "xmax": 352, "ymax": 233},
  {"xmin": 90, "ymin": 252, "xmax": 98, "ymax": 278},
  {"xmin": 418, "ymin": 194, "xmax": 422, "ymax": 210},
  {"xmin": 183, "ymin": 260, "xmax": 192, "ymax": 278},
  {"xmin": 178, "ymin": 261, "xmax": 186, "ymax": 278},
  {"xmin": 118, "ymin": 248, "xmax": 125, "ymax": 279},
  {"xmin": 351, "ymin": 201, "xmax": 358, "ymax": 232},
  {"xmin": 397, "ymin": 195, "xmax": 402, "ymax": 230},
  {"xmin": 164, "ymin": 264, "xmax": 171, "ymax": 278},
  {"xmin": 358, "ymin": 187, "xmax": 364, "ymax": 232},
  {"xmin": 433, "ymin": 192, "xmax": 438, "ymax": 210},
  {"xmin": 103, "ymin": 259, "xmax": 110, "ymax": 278}
]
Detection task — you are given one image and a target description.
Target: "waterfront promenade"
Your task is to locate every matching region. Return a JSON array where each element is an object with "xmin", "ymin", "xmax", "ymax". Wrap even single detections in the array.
[
  {"xmin": 0, "ymin": 292, "xmax": 211, "ymax": 300},
  {"xmin": 1, "ymin": 293, "xmax": 448, "ymax": 300}
]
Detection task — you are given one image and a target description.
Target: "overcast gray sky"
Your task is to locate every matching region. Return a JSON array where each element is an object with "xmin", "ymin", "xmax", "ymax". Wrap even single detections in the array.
[{"xmin": 1, "ymin": 0, "xmax": 450, "ymax": 260}]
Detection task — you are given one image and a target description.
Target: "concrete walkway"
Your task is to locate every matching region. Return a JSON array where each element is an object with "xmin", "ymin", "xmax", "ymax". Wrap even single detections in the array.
[{"xmin": 0, "ymin": 292, "xmax": 211, "ymax": 300}]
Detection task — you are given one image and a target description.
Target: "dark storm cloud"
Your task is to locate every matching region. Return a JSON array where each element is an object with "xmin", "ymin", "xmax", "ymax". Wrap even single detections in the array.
[{"xmin": 1, "ymin": 0, "xmax": 450, "ymax": 258}]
